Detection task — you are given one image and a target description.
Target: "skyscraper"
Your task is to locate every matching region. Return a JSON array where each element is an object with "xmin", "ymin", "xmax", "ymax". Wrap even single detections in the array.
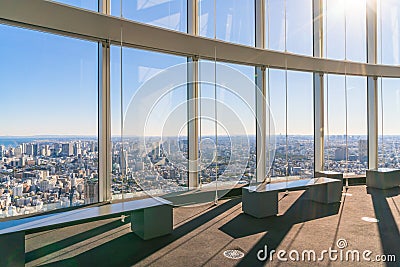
[
  {"xmin": 358, "ymin": 140, "xmax": 368, "ymax": 162},
  {"xmin": 61, "ymin": 143, "xmax": 73, "ymax": 156}
]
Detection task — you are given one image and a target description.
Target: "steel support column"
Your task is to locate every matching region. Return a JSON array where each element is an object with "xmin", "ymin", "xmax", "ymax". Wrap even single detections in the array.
[
  {"xmin": 367, "ymin": 0, "xmax": 378, "ymax": 169},
  {"xmin": 255, "ymin": 0, "xmax": 267, "ymax": 183},
  {"xmin": 98, "ymin": 0, "xmax": 111, "ymax": 202},
  {"xmin": 255, "ymin": 66, "xmax": 267, "ymax": 182},
  {"xmin": 314, "ymin": 73, "xmax": 324, "ymax": 173},
  {"xmin": 187, "ymin": 0, "xmax": 199, "ymax": 188},
  {"xmin": 313, "ymin": 0, "xmax": 324, "ymax": 173}
]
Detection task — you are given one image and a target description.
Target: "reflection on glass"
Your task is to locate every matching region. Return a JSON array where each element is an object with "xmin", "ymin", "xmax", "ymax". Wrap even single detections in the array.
[
  {"xmin": 0, "ymin": 25, "xmax": 98, "ymax": 218},
  {"xmin": 267, "ymin": 0, "xmax": 312, "ymax": 55},
  {"xmin": 286, "ymin": 0, "xmax": 313, "ymax": 56},
  {"xmin": 345, "ymin": 0, "xmax": 366, "ymax": 62},
  {"xmin": 267, "ymin": 0, "xmax": 285, "ymax": 51},
  {"xmin": 199, "ymin": 0, "xmax": 255, "ymax": 46},
  {"xmin": 111, "ymin": 0, "xmax": 187, "ymax": 32},
  {"xmin": 198, "ymin": 61, "xmax": 256, "ymax": 201},
  {"xmin": 324, "ymin": 0, "xmax": 345, "ymax": 60},
  {"xmin": 378, "ymin": 0, "xmax": 400, "ymax": 65},
  {"xmin": 324, "ymin": 0, "xmax": 366, "ymax": 62},
  {"xmin": 110, "ymin": 47, "xmax": 187, "ymax": 200}
]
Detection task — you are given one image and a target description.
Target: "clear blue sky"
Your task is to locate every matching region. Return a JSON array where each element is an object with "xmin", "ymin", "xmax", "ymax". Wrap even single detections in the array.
[{"xmin": 0, "ymin": 0, "xmax": 399, "ymax": 137}]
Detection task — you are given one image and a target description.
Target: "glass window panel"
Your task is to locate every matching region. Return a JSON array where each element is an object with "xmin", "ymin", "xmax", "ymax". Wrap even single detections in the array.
[
  {"xmin": 346, "ymin": 0, "xmax": 366, "ymax": 62},
  {"xmin": 324, "ymin": 74, "xmax": 346, "ymax": 172},
  {"xmin": 267, "ymin": 0, "xmax": 285, "ymax": 51},
  {"xmin": 111, "ymin": 47, "xmax": 187, "ymax": 200},
  {"xmin": 0, "ymin": 25, "xmax": 98, "ymax": 217},
  {"xmin": 199, "ymin": 61, "xmax": 255, "ymax": 198},
  {"xmin": 268, "ymin": 69, "xmax": 286, "ymax": 178},
  {"xmin": 325, "ymin": 0, "xmax": 366, "ymax": 61},
  {"xmin": 347, "ymin": 76, "xmax": 367, "ymax": 175},
  {"xmin": 267, "ymin": 70, "xmax": 314, "ymax": 179},
  {"xmin": 287, "ymin": 71, "xmax": 314, "ymax": 177},
  {"xmin": 324, "ymin": 75, "xmax": 366, "ymax": 175},
  {"xmin": 199, "ymin": 0, "xmax": 255, "ymax": 46},
  {"xmin": 378, "ymin": 0, "xmax": 400, "ymax": 65},
  {"xmin": 111, "ymin": 0, "xmax": 187, "ymax": 32},
  {"xmin": 286, "ymin": 0, "xmax": 313, "ymax": 56},
  {"xmin": 324, "ymin": 0, "xmax": 345, "ymax": 60}
]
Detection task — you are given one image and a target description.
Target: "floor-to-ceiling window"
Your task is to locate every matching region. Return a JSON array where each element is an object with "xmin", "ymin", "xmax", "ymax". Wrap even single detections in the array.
[
  {"xmin": 1, "ymin": 0, "xmax": 400, "ymax": 220},
  {"xmin": 198, "ymin": 60, "xmax": 256, "ymax": 201},
  {"xmin": 268, "ymin": 69, "xmax": 313, "ymax": 179},
  {"xmin": 110, "ymin": 47, "xmax": 187, "ymax": 200},
  {"xmin": 0, "ymin": 24, "xmax": 98, "ymax": 217},
  {"xmin": 324, "ymin": 75, "xmax": 367, "ymax": 175}
]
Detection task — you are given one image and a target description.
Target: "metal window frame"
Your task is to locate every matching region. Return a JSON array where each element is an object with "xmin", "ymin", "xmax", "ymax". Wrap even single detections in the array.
[
  {"xmin": 255, "ymin": 0, "xmax": 267, "ymax": 182},
  {"xmin": 0, "ymin": 0, "xmax": 389, "ymax": 201},
  {"xmin": 313, "ymin": 0, "xmax": 324, "ymax": 173},
  {"xmin": 0, "ymin": 0, "xmax": 398, "ymax": 78},
  {"xmin": 367, "ymin": 0, "xmax": 378, "ymax": 170},
  {"xmin": 98, "ymin": 0, "xmax": 111, "ymax": 202},
  {"xmin": 187, "ymin": 0, "xmax": 199, "ymax": 188}
]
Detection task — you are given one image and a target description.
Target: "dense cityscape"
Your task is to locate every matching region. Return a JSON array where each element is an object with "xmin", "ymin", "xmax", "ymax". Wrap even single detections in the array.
[
  {"xmin": 0, "ymin": 137, "xmax": 99, "ymax": 218},
  {"xmin": 0, "ymin": 135, "xmax": 398, "ymax": 218}
]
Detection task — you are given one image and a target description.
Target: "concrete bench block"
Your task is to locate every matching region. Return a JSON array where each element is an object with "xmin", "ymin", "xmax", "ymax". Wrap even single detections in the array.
[
  {"xmin": 242, "ymin": 188, "xmax": 278, "ymax": 218},
  {"xmin": 308, "ymin": 180, "xmax": 342, "ymax": 204},
  {"xmin": 367, "ymin": 168, "xmax": 400, "ymax": 190},
  {"xmin": 315, "ymin": 171, "xmax": 344, "ymax": 187},
  {"xmin": 0, "ymin": 231, "xmax": 24, "ymax": 267},
  {"xmin": 131, "ymin": 204, "xmax": 173, "ymax": 240}
]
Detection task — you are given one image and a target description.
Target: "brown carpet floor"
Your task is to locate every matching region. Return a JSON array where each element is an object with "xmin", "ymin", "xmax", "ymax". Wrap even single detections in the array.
[{"xmin": 25, "ymin": 185, "xmax": 400, "ymax": 267}]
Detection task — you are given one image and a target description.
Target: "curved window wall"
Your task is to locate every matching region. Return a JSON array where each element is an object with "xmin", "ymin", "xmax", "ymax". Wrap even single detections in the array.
[{"xmin": 1, "ymin": 0, "xmax": 400, "ymax": 217}]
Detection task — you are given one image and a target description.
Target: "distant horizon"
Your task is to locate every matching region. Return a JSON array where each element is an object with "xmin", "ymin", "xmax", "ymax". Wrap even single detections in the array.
[{"xmin": 3, "ymin": 134, "xmax": 400, "ymax": 139}]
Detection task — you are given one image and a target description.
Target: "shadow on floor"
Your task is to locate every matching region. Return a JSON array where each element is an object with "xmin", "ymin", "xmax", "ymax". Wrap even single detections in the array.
[
  {"xmin": 218, "ymin": 191, "xmax": 341, "ymax": 267},
  {"xmin": 368, "ymin": 187, "xmax": 400, "ymax": 267},
  {"xmin": 32, "ymin": 198, "xmax": 242, "ymax": 267},
  {"xmin": 26, "ymin": 219, "xmax": 129, "ymax": 264}
]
